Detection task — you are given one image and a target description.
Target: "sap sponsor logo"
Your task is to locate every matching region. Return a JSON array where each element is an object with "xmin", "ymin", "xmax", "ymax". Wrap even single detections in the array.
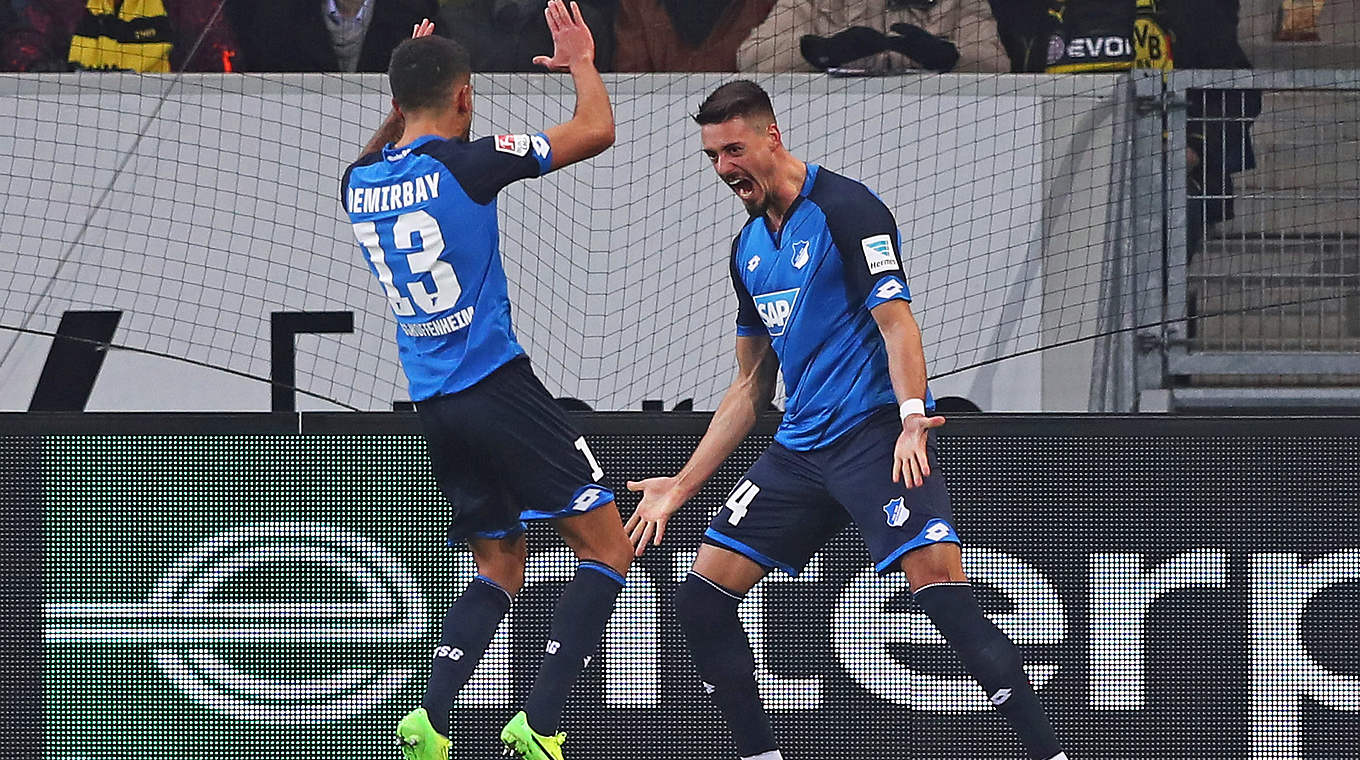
[
  {"xmin": 883, "ymin": 496, "xmax": 910, "ymax": 527},
  {"xmin": 874, "ymin": 278, "xmax": 905, "ymax": 300},
  {"xmin": 924, "ymin": 520, "xmax": 953, "ymax": 542},
  {"xmin": 495, "ymin": 134, "xmax": 531, "ymax": 156},
  {"xmin": 1065, "ymin": 36, "xmax": 1131, "ymax": 59},
  {"xmin": 44, "ymin": 523, "xmax": 427, "ymax": 724},
  {"xmin": 747, "ymin": 255, "xmax": 761, "ymax": 272},
  {"xmin": 861, "ymin": 234, "xmax": 898, "ymax": 275},
  {"xmin": 791, "ymin": 240, "xmax": 811, "ymax": 269},
  {"xmin": 531, "ymin": 134, "xmax": 550, "ymax": 159},
  {"xmin": 754, "ymin": 288, "xmax": 799, "ymax": 337},
  {"xmin": 434, "ymin": 646, "xmax": 465, "ymax": 661}
]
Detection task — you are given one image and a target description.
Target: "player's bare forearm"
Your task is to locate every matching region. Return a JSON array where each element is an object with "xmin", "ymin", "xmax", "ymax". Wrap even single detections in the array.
[
  {"xmin": 539, "ymin": 0, "xmax": 614, "ymax": 169},
  {"xmin": 871, "ymin": 300, "xmax": 930, "ymax": 404},
  {"xmin": 360, "ymin": 109, "xmax": 404, "ymax": 160},
  {"xmin": 671, "ymin": 337, "xmax": 778, "ymax": 501}
]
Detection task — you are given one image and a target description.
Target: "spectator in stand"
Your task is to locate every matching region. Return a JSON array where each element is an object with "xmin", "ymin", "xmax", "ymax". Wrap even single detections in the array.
[
  {"xmin": 739, "ymin": 0, "xmax": 1008, "ymax": 75},
  {"xmin": 227, "ymin": 0, "xmax": 436, "ymax": 72},
  {"xmin": 436, "ymin": 0, "xmax": 615, "ymax": 72},
  {"xmin": 613, "ymin": 0, "xmax": 774, "ymax": 72},
  {"xmin": 2, "ymin": 0, "xmax": 238, "ymax": 72}
]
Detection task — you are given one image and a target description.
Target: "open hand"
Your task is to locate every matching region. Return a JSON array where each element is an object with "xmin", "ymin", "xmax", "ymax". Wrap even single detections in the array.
[
  {"xmin": 624, "ymin": 476, "xmax": 686, "ymax": 556},
  {"xmin": 893, "ymin": 414, "xmax": 946, "ymax": 488},
  {"xmin": 533, "ymin": 0, "xmax": 595, "ymax": 72}
]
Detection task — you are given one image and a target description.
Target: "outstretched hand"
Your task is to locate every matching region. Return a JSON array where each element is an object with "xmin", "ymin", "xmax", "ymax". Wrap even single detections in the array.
[
  {"xmin": 893, "ymin": 414, "xmax": 947, "ymax": 488},
  {"xmin": 623, "ymin": 477, "xmax": 686, "ymax": 557},
  {"xmin": 411, "ymin": 18, "xmax": 434, "ymax": 39},
  {"xmin": 533, "ymin": 0, "xmax": 595, "ymax": 72}
]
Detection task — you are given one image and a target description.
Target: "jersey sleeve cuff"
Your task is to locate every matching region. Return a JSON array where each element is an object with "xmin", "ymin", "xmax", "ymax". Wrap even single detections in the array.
[
  {"xmin": 532, "ymin": 132, "xmax": 553, "ymax": 176},
  {"xmin": 863, "ymin": 275, "xmax": 912, "ymax": 311},
  {"xmin": 736, "ymin": 323, "xmax": 767, "ymax": 337}
]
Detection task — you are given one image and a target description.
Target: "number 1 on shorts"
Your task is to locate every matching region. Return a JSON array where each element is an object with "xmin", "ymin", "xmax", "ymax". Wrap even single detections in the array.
[{"xmin": 574, "ymin": 436, "xmax": 604, "ymax": 481}]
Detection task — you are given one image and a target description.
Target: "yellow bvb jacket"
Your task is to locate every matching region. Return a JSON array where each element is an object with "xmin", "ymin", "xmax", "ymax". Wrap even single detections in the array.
[{"xmin": 68, "ymin": 0, "xmax": 174, "ymax": 72}]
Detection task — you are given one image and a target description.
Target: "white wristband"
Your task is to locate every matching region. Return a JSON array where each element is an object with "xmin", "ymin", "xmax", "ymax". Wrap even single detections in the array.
[{"xmin": 899, "ymin": 398, "xmax": 926, "ymax": 420}]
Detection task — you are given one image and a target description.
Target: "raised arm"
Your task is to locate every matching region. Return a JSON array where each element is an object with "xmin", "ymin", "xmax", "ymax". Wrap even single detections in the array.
[
  {"xmin": 871, "ymin": 299, "xmax": 945, "ymax": 487},
  {"xmin": 624, "ymin": 335, "xmax": 779, "ymax": 555},
  {"xmin": 536, "ymin": 0, "xmax": 614, "ymax": 170},
  {"xmin": 357, "ymin": 19, "xmax": 436, "ymax": 160}
]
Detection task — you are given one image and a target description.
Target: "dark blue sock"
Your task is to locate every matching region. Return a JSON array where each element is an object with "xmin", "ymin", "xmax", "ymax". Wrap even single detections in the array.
[
  {"xmin": 674, "ymin": 572, "xmax": 777, "ymax": 758},
  {"xmin": 913, "ymin": 582, "xmax": 1063, "ymax": 760},
  {"xmin": 421, "ymin": 575, "xmax": 512, "ymax": 735},
  {"xmin": 523, "ymin": 561, "xmax": 625, "ymax": 734}
]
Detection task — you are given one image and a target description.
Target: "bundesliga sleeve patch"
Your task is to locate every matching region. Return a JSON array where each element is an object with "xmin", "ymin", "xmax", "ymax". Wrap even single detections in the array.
[
  {"xmin": 494, "ymin": 134, "xmax": 532, "ymax": 156},
  {"xmin": 861, "ymin": 234, "xmax": 900, "ymax": 275}
]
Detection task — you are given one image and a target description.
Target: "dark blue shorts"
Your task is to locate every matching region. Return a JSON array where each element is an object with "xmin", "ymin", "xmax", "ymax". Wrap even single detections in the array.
[
  {"xmin": 704, "ymin": 406, "xmax": 958, "ymax": 575},
  {"xmin": 416, "ymin": 357, "xmax": 615, "ymax": 542}
]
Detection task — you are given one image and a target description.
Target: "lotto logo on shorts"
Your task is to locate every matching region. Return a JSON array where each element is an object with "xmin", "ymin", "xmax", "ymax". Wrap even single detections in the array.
[
  {"xmin": 754, "ymin": 288, "xmax": 799, "ymax": 337},
  {"xmin": 571, "ymin": 487, "xmax": 607, "ymax": 511},
  {"xmin": 924, "ymin": 520, "xmax": 954, "ymax": 542}
]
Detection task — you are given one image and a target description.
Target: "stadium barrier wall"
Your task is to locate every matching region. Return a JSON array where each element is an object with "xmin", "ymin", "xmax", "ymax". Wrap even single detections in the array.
[{"xmin": 3, "ymin": 412, "xmax": 1358, "ymax": 759}]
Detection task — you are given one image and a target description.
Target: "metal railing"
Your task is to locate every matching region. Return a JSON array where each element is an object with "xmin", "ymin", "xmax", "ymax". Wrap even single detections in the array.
[{"xmin": 1132, "ymin": 69, "xmax": 1360, "ymax": 410}]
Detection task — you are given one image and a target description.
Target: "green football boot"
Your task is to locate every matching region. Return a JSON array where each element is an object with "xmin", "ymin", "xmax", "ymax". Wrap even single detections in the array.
[
  {"xmin": 396, "ymin": 708, "xmax": 450, "ymax": 760},
  {"xmin": 499, "ymin": 711, "xmax": 566, "ymax": 760}
]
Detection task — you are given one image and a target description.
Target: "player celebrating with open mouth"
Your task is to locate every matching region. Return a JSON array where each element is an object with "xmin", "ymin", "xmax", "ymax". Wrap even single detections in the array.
[{"xmin": 626, "ymin": 81, "xmax": 1068, "ymax": 760}]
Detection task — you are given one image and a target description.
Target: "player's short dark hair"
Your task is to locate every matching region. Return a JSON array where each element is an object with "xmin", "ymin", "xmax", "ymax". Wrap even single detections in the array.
[
  {"xmin": 693, "ymin": 80, "xmax": 776, "ymax": 127},
  {"xmin": 388, "ymin": 36, "xmax": 471, "ymax": 113}
]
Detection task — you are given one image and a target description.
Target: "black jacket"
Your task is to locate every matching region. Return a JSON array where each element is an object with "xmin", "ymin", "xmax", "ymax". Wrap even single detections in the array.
[{"xmin": 229, "ymin": 0, "xmax": 439, "ymax": 72}]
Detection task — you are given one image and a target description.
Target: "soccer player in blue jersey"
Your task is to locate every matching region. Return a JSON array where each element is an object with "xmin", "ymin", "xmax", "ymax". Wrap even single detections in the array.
[
  {"xmin": 341, "ymin": 6, "xmax": 631, "ymax": 760},
  {"xmin": 626, "ymin": 81, "xmax": 1068, "ymax": 760}
]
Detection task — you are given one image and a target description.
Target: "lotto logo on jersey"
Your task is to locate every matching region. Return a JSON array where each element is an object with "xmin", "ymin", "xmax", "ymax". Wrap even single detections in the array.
[
  {"xmin": 531, "ymin": 134, "xmax": 550, "ymax": 159},
  {"xmin": 754, "ymin": 288, "xmax": 799, "ymax": 337},
  {"xmin": 875, "ymin": 278, "xmax": 905, "ymax": 300},
  {"xmin": 861, "ymin": 234, "xmax": 899, "ymax": 275},
  {"xmin": 494, "ymin": 134, "xmax": 531, "ymax": 156}
]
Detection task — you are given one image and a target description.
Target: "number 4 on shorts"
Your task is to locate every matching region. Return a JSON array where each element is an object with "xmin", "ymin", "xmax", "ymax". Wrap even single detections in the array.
[{"xmin": 725, "ymin": 479, "xmax": 760, "ymax": 525}]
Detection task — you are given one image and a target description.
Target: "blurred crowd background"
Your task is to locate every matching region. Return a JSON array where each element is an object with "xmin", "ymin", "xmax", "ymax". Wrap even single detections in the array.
[{"xmin": 0, "ymin": 0, "xmax": 1352, "ymax": 76}]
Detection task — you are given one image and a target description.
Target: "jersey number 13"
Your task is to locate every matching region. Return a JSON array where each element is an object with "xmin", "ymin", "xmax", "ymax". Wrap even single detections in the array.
[{"xmin": 352, "ymin": 209, "xmax": 462, "ymax": 317}]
